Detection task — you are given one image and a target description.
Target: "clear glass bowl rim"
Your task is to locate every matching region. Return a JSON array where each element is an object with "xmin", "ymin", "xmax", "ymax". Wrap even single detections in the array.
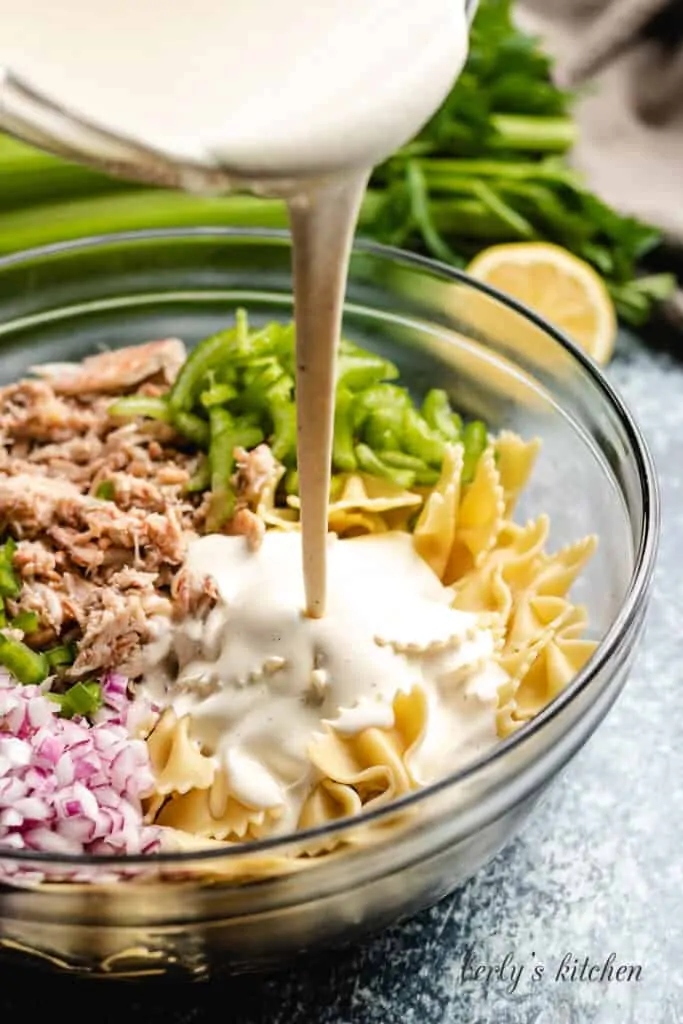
[{"xmin": 0, "ymin": 226, "xmax": 660, "ymax": 866}]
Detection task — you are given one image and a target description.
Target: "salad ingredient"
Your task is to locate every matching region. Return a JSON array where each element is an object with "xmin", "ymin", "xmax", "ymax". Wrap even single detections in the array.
[
  {"xmin": 34, "ymin": 338, "xmax": 185, "ymax": 395},
  {"xmin": 467, "ymin": 242, "xmax": 617, "ymax": 363},
  {"xmin": 0, "ymin": 672, "xmax": 159, "ymax": 858},
  {"xmin": 0, "ymin": 537, "xmax": 20, "ymax": 601},
  {"xmin": 113, "ymin": 312, "xmax": 488, "ymax": 526},
  {"xmin": 49, "ymin": 680, "xmax": 103, "ymax": 720},
  {"xmin": 461, "ymin": 420, "xmax": 489, "ymax": 484},
  {"xmin": 10, "ymin": 611, "xmax": 40, "ymax": 634},
  {"xmin": 0, "ymin": 635, "xmax": 49, "ymax": 685},
  {"xmin": 45, "ymin": 644, "xmax": 77, "ymax": 671}
]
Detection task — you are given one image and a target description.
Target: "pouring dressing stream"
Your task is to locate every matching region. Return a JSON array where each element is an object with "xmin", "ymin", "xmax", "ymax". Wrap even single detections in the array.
[{"xmin": 0, "ymin": 0, "xmax": 473, "ymax": 616}]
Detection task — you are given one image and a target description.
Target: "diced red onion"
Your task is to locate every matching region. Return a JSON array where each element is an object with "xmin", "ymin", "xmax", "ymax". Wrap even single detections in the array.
[
  {"xmin": 0, "ymin": 674, "xmax": 162, "ymax": 886},
  {"xmin": 55, "ymin": 753, "xmax": 75, "ymax": 787},
  {"xmin": 34, "ymin": 729, "xmax": 65, "ymax": 766},
  {"xmin": 101, "ymin": 671, "xmax": 129, "ymax": 713},
  {"xmin": 0, "ymin": 808, "xmax": 23, "ymax": 829},
  {"xmin": 0, "ymin": 833, "xmax": 25, "ymax": 850},
  {"xmin": 0, "ymin": 737, "xmax": 32, "ymax": 771}
]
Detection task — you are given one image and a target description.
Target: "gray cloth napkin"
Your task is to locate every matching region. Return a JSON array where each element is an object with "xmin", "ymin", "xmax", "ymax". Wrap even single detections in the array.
[{"xmin": 517, "ymin": 0, "xmax": 683, "ymax": 244}]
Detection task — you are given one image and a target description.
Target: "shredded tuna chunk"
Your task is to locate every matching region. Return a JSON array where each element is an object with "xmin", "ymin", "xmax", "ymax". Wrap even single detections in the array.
[
  {"xmin": 27, "ymin": 434, "xmax": 104, "ymax": 468},
  {"xmin": 171, "ymin": 567, "xmax": 219, "ymax": 619},
  {"xmin": 0, "ymin": 473, "xmax": 190, "ymax": 573},
  {"xmin": 0, "ymin": 381, "xmax": 108, "ymax": 442},
  {"xmin": 0, "ymin": 339, "xmax": 279, "ymax": 678},
  {"xmin": 30, "ymin": 338, "xmax": 187, "ymax": 394},
  {"xmin": 234, "ymin": 444, "xmax": 281, "ymax": 506},
  {"xmin": 226, "ymin": 507, "xmax": 265, "ymax": 551},
  {"xmin": 71, "ymin": 571, "xmax": 173, "ymax": 677},
  {"xmin": 8, "ymin": 579, "xmax": 67, "ymax": 632},
  {"xmin": 0, "ymin": 473, "xmax": 86, "ymax": 533},
  {"xmin": 12, "ymin": 539, "xmax": 60, "ymax": 580},
  {"xmin": 92, "ymin": 472, "xmax": 176, "ymax": 513}
]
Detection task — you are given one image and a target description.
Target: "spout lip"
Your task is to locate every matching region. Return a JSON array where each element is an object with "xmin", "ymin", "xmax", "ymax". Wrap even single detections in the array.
[
  {"xmin": 0, "ymin": 69, "xmax": 301, "ymax": 195},
  {"xmin": 0, "ymin": 68, "xmax": 227, "ymax": 191}
]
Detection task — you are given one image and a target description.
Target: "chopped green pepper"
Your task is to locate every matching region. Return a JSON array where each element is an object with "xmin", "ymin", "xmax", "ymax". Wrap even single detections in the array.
[
  {"xmin": 355, "ymin": 444, "xmax": 416, "ymax": 489},
  {"xmin": 108, "ymin": 395, "xmax": 171, "ymax": 422},
  {"xmin": 168, "ymin": 325, "xmax": 239, "ymax": 414},
  {"xmin": 199, "ymin": 380, "xmax": 237, "ymax": 409},
  {"xmin": 401, "ymin": 408, "xmax": 448, "ymax": 467},
  {"xmin": 172, "ymin": 410, "xmax": 210, "ymax": 448},
  {"xmin": 362, "ymin": 408, "xmax": 403, "ymax": 452},
  {"xmin": 270, "ymin": 402, "xmax": 297, "ymax": 466},
  {"xmin": 421, "ymin": 389, "xmax": 463, "ymax": 443},
  {"xmin": 0, "ymin": 634, "xmax": 49, "ymax": 685},
  {"xmin": 285, "ymin": 468, "xmax": 300, "ymax": 496},
  {"xmin": 332, "ymin": 389, "xmax": 357, "ymax": 472},
  {"xmin": 337, "ymin": 348, "xmax": 399, "ymax": 392},
  {"xmin": 380, "ymin": 450, "xmax": 439, "ymax": 486},
  {"xmin": 95, "ymin": 480, "xmax": 116, "ymax": 501},
  {"xmin": 45, "ymin": 642, "xmax": 77, "ymax": 670},
  {"xmin": 49, "ymin": 680, "xmax": 103, "ymax": 720},
  {"xmin": 206, "ymin": 407, "xmax": 238, "ymax": 531},
  {"xmin": 10, "ymin": 610, "xmax": 39, "ymax": 634},
  {"xmin": 462, "ymin": 420, "xmax": 488, "ymax": 484}
]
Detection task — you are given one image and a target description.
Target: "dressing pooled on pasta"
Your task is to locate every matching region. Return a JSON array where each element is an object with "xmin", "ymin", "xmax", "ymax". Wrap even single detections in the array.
[{"xmin": 143, "ymin": 530, "xmax": 505, "ymax": 835}]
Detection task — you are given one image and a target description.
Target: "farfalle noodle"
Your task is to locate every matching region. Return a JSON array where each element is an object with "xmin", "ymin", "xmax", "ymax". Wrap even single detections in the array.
[
  {"xmin": 494, "ymin": 431, "xmax": 542, "ymax": 516},
  {"xmin": 146, "ymin": 710, "xmax": 216, "ymax": 797},
  {"xmin": 328, "ymin": 509, "xmax": 389, "ymax": 538},
  {"xmin": 288, "ymin": 471, "xmax": 422, "ymax": 516},
  {"xmin": 155, "ymin": 769, "xmax": 276, "ymax": 841},
  {"xmin": 325, "ymin": 472, "xmax": 423, "ymax": 514},
  {"xmin": 262, "ymin": 471, "xmax": 422, "ymax": 537},
  {"xmin": 300, "ymin": 688, "xmax": 428, "ymax": 828},
  {"xmin": 444, "ymin": 446, "xmax": 505, "ymax": 583},
  {"xmin": 505, "ymin": 535, "xmax": 597, "ymax": 649},
  {"xmin": 498, "ymin": 605, "xmax": 597, "ymax": 733},
  {"xmin": 145, "ymin": 712, "xmax": 282, "ymax": 841},
  {"xmin": 451, "ymin": 515, "xmax": 549, "ymax": 620},
  {"xmin": 413, "ymin": 444, "xmax": 463, "ymax": 579},
  {"xmin": 297, "ymin": 779, "xmax": 363, "ymax": 832}
]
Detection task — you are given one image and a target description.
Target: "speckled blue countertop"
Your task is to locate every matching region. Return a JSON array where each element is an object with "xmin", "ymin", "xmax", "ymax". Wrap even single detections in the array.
[{"xmin": 2, "ymin": 330, "xmax": 682, "ymax": 1023}]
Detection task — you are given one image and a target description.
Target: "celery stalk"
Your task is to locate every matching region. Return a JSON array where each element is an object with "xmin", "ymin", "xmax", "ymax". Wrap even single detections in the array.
[
  {"xmin": 0, "ymin": 135, "xmax": 133, "ymax": 208},
  {"xmin": 0, "ymin": 191, "xmax": 289, "ymax": 254},
  {"xmin": 489, "ymin": 115, "xmax": 578, "ymax": 154},
  {"xmin": 0, "ymin": 188, "xmax": 385, "ymax": 256}
]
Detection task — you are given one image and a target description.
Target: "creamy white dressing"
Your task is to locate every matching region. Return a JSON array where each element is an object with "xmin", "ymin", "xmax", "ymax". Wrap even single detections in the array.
[
  {"xmin": 0, "ymin": 0, "xmax": 469, "ymax": 179},
  {"xmin": 148, "ymin": 531, "xmax": 503, "ymax": 829}
]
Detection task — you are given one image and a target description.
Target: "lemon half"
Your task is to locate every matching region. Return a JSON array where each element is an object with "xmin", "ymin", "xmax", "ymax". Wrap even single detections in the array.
[{"xmin": 467, "ymin": 242, "xmax": 617, "ymax": 365}]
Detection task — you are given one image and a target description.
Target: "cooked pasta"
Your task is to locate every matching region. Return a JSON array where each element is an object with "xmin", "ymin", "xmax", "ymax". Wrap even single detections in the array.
[{"xmin": 141, "ymin": 431, "xmax": 598, "ymax": 872}]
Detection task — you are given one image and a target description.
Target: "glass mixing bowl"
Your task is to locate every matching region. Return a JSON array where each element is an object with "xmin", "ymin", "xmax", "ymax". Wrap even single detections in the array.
[{"xmin": 0, "ymin": 229, "xmax": 658, "ymax": 980}]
